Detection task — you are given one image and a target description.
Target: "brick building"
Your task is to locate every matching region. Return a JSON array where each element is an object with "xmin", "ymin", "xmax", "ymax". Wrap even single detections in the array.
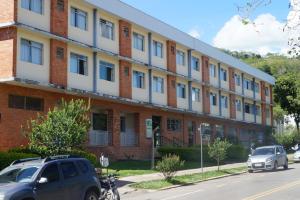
[{"xmin": 0, "ymin": 0, "xmax": 275, "ymax": 160}]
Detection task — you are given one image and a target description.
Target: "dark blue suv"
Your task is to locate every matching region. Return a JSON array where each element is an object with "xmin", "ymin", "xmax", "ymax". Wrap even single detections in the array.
[{"xmin": 0, "ymin": 155, "xmax": 101, "ymax": 200}]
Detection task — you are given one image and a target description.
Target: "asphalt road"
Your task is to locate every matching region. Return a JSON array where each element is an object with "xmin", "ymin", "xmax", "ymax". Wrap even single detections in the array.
[{"xmin": 122, "ymin": 163, "xmax": 300, "ymax": 200}]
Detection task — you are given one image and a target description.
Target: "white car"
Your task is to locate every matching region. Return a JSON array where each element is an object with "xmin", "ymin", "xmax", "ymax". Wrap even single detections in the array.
[{"xmin": 294, "ymin": 150, "xmax": 300, "ymax": 162}]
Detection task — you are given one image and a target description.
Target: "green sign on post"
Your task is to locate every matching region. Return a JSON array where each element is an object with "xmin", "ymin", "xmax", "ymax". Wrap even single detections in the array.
[{"xmin": 146, "ymin": 119, "xmax": 153, "ymax": 138}]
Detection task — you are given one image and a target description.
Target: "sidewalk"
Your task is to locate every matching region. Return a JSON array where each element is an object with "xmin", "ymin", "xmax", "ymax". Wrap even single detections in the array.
[{"xmin": 118, "ymin": 162, "xmax": 247, "ymax": 195}]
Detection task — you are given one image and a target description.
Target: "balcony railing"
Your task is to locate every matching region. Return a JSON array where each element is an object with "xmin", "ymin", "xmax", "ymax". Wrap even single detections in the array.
[
  {"xmin": 89, "ymin": 130, "xmax": 112, "ymax": 146},
  {"xmin": 120, "ymin": 132, "xmax": 138, "ymax": 147}
]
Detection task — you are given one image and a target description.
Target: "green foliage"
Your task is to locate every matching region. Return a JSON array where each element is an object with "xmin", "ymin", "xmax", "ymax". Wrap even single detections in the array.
[
  {"xmin": 274, "ymin": 131, "xmax": 300, "ymax": 151},
  {"xmin": 8, "ymin": 147, "xmax": 98, "ymax": 167},
  {"xmin": 208, "ymin": 138, "xmax": 232, "ymax": 171},
  {"xmin": 156, "ymin": 154, "xmax": 184, "ymax": 181},
  {"xmin": 227, "ymin": 144, "xmax": 248, "ymax": 161},
  {"xmin": 274, "ymin": 74, "xmax": 300, "ymax": 133},
  {"xmin": 0, "ymin": 152, "xmax": 39, "ymax": 170},
  {"xmin": 25, "ymin": 99, "xmax": 91, "ymax": 155}
]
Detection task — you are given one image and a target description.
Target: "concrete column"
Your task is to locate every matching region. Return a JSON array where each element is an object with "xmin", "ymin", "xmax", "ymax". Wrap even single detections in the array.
[
  {"xmin": 188, "ymin": 49, "xmax": 192, "ymax": 111},
  {"xmin": 241, "ymin": 73, "xmax": 245, "ymax": 95},
  {"xmin": 242, "ymin": 97, "xmax": 245, "ymax": 121},
  {"xmin": 148, "ymin": 32, "xmax": 152, "ymax": 103}
]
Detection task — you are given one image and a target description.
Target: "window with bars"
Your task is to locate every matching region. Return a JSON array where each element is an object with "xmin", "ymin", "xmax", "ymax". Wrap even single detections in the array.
[
  {"xmin": 100, "ymin": 19, "xmax": 114, "ymax": 40},
  {"xmin": 167, "ymin": 119, "xmax": 181, "ymax": 131},
  {"xmin": 71, "ymin": 7, "xmax": 87, "ymax": 30},
  {"xmin": 70, "ymin": 53, "xmax": 88, "ymax": 76},
  {"xmin": 133, "ymin": 32, "xmax": 144, "ymax": 51},
  {"xmin": 153, "ymin": 41, "xmax": 163, "ymax": 58},
  {"xmin": 21, "ymin": 38, "xmax": 43, "ymax": 65},
  {"xmin": 100, "ymin": 61, "xmax": 114, "ymax": 82},
  {"xmin": 177, "ymin": 83, "xmax": 186, "ymax": 98},
  {"xmin": 133, "ymin": 71, "xmax": 145, "ymax": 89},
  {"xmin": 153, "ymin": 76, "xmax": 164, "ymax": 93},
  {"xmin": 8, "ymin": 95, "xmax": 44, "ymax": 111},
  {"xmin": 21, "ymin": 0, "xmax": 43, "ymax": 14}
]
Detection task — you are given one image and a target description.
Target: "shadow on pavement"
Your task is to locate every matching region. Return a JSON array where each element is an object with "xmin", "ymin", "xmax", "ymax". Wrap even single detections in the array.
[{"xmin": 253, "ymin": 168, "xmax": 294, "ymax": 174}]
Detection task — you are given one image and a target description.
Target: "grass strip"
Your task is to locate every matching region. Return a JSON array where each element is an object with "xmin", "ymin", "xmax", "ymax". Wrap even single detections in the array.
[{"xmin": 130, "ymin": 167, "xmax": 247, "ymax": 190}]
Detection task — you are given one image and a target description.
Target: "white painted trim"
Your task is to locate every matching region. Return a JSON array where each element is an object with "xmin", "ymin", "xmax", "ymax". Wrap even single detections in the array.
[{"xmin": 85, "ymin": 0, "xmax": 275, "ymax": 85}]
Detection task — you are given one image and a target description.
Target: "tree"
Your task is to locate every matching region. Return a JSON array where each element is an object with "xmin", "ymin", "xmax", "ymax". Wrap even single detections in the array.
[
  {"xmin": 274, "ymin": 74, "xmax": 300, "ymax": 133},
  {"xmin": 208, "ymin": 138, "xmax": 232, "ymax": 171},
  {"xmin": 156, "ymin": 154, "xmax": 184, "ymax": 181},
  {"xmin": 25, "ymin": 99, "xmax": 91, "ymax": 155}
]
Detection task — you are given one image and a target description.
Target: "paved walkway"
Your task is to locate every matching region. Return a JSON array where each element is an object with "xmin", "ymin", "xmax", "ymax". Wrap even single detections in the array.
[{"xmin": 118, "ymin": 162, "xmax": 247, "ymax": 195}]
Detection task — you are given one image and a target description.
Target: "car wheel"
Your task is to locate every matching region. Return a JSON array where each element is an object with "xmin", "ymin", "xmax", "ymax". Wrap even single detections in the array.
[
  {"xmin": 248, "ymin": 169, "xmax": 253, "ymax": 173},
  {"xmin": 85, "ymin": 190, "xmax": 99, "ymax": 200},
  {"xmin": 284, "ymin": 160, "xmax": 288, "ymax": 170},
  {"xmin": 273, "ymin": 161, "xmax": 278, "ymax": 171}
]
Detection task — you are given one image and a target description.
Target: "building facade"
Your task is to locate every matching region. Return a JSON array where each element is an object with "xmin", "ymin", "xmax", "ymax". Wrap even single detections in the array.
[{"xmin": 0, "ymin": 0, "xmax": 275, "ymax": 160}]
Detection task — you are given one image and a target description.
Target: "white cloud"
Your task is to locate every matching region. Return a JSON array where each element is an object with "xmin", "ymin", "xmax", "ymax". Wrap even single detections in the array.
[
  {"xmin": 188, "ymin": 27, "xmax": 202, "ymax": 39},
  {"xmin": 213, "ymin": 14, "xmax": 289, "ymax": 55}
]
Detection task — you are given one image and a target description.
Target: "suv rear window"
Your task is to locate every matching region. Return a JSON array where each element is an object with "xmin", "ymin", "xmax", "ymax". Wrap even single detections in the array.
[
  {"xmin": 61, "ymin": 162, "xmax": 79, "ymax": 179},
  {"xmin": 77, "ymin": 160, "xmax": 90, "ymax": 174}
]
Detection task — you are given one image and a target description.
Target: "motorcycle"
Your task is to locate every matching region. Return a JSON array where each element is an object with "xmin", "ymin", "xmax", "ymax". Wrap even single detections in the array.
[{"xmin": 99, "ymin": 174, "xmax": 120, "ymax": 200}]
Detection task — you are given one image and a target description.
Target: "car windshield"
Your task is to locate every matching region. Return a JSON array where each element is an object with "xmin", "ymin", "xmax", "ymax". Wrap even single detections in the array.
[
  {"xmin": 0, "ymin": 166, "xmax": 39, "ymax": 183},
  {"xmin": 253, "ymin": 148, "xmax": 275, "ymax": 156}
]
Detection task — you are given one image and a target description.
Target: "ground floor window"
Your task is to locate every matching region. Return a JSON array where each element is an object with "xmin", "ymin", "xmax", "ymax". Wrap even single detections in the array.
[
  {"xmin": 8, "ymin": 95, "xmax": 44, "ymax": 111},
  {"xmin": 215, "ymin": 125, "xmax": 225, "ymax": 139},
  {"xmin": 167, "ymin": 118, "xmax": 181, "ymax": 132},
  {"xmin": 92, "ymin": 113, "xmax": 107, "ymax": 131}
]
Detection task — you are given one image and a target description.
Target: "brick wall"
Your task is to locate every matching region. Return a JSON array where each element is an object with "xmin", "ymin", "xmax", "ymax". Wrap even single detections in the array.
[
  {"xmin": 0, "ymin": 27, "xmax": 17, "ymax": 79},
  {"xmin": 0, "ymin": 0, "xmax": 17, "ymax": 24},
  {"xmin": 50, "ymin": 39, "xmax": 68, "ymax": 87},
  {"xmin": 166, "ymin": 40, "xmax": 176, "ymax": 73},
  {"xmin": 228, "ymin": 67, "xmax": 235, "ymax": 92},
  {"xmin": 260, "ymin": 81, "xmax": 266, "ymax": 102},
  {"xmin": 119, "ymin": 20, "xmax": 132, "ymax": 58},
  {"xmin": 229, "ymin": 94, "xmax": 236, "ymax": 119},
  {"xmin": 202, "ymin": 86, "xmax": 210, "ymax": 114},
  {"xmin": 50, "ymin": 0, "xmax": 68, "ymax": 37},
  {"xmin": 261, "ymin": 103, "xmax": 266, "ymax": 125},
  {"xmin": 167, "ymin": 75, "xmax": 177, "ymax": 107},
  {"xmin": 202, "ymin": 56, "xmax": 210, "ymax": 83},
  {"xmin": 119, "ymin": 60, "xmax": 132, "ymax": 99}
]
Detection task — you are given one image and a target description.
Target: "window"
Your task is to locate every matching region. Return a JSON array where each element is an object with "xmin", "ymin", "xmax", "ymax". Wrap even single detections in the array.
[
  {"xmin": 61, "ymin": 162, "xmax": 79, "ymax": 179},
  {"xmin": 133, "ymin": 71, "xmax": 145, "ymax": 89},
  {"xmin": 176, "ymin": 50, "xmax": 185, "ymax": 66},
  {"xmin": 256, "ymin": 106, "xmax": 261, "ymax": 116},
  {"xmin": 244, "ymin": 79, "xmax": 253, "ymax": 90},
  {"xmin": 220, "ymin": 68, "xmax": 227, "ymax": 81},
  {"xmin": 153, "ymin": 76, "xmax": 164, "ymax": 93},
  {"xmin": 77, "ymin": 161, "xmax": 89, "ymax": 174},
  {"xmin": 266, "ymin": 108, "xmax": 270, "ymax": 118},
  {"xmin": 8, "ymin": 95, "xmax": 44, "ymax": 111},
  {"xmin": 120, "ymin": 116, "xmax": 126, "ymax": 132},
  {"xmin": 70, "ymin": 53, "xmax": 88, "ymax": 76},
  {"xmin": 235, "ymin": 74, "xmax": 241, "ymax": 86},
  {"xmin": 177, "ymin": 83, "xmax": 186, "ymax": 98},
  {"xmin": 245, "ymin": 103, "xmax": 253, "ymax": 114},
  {"xmin": 21, "ymin": 0, "xmax": 43, "ymax": 14},
  {"xmin": 100, "ymin": 61, "xmax": 114, "ymax": 82},
  {"xmin": 41, "ymin": 164, "xmax": 60, "ymax": 183},
  {"xmin": 167, "ymin": 119, "xmax": 181, "ymax": 131},
  {"xmin": 21, "ymin": 39, "xmax": 43, "ymax": 65},
  {"xmin": 221, "ymin": 96, "xmax": 228, "ymax": 108},
  {"xmin": 265, "ymin": 87, "xmax": 270, "ymax": 96},
  {"xmin": 71, "ymin": 7, "xmax": 87, "ymax": 30},
  {"xmin": 192, "ymin": 88, "xmax": 200, "ymax": 102},
  {"xmin": 133, "ymin": 32, "xmax": 144, "ymax": 51},
  {"xmin": 236, "ymin": 99, "xmax": 242, "ymax": 112},
  {"xmin": 210, "ymin": 92, "xmax": 217, "ymax": 106},
  {"xmin": 254, "ymin": 83, "xmax": 260, "ymax": 93},
  {"xmin": 92, "ymin": 113, "xmax": 107, "ymax": 131},
  {"xmin": 210, "ymin": 64, "xmax": 216, "ymax": 77},
  {"xmin": 192, "ymin": 57, "xmax": 199, "ymax": 71},
  {"xmin": 153, "ymin": 41, "xmax": 163, "ymax": 58},
  {"xmin": 100, "ymin": 19, "xmax": 114, "ymax": 40}
]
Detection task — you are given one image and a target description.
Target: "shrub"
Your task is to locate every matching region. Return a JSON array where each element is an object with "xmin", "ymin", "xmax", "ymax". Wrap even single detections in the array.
[
  {"xmin": 208, "ymin": 138, "xmax": 231, "ymax": 171},
  {"xmin": 156, "ymin": 154, "xmax": 184, "ymax": 181},
  {"xmin": 274, "ymin": 131, "xmax": 300, "ymax": 151},
  {"xmin": 227, "ymin": 144, "xmax": 248, "ymax": 161},
  {"xmin": 157, "ymin": 146, "xmax": 214, "ymax": 163},
  {"xmin": 0, "ymin": 152, "xmax": 39, "ymax": 170}
]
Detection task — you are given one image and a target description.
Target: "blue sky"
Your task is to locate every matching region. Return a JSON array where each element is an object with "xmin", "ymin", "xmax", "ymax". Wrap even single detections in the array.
[{"xmin": 121, "ymin": 0, "xmax": 290, "ymax": 54}]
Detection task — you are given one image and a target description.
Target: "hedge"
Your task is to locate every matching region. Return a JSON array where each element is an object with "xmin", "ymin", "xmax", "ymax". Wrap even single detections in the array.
[
  {"xmin": 157, "ymin": 144, "xmax": 248, "ymax": 162},
  {"xmin": 0, "ymin": 152, "xmax": 39, "ymax": 170},
  {"xmin": 8, "ymin": 147, "xmax": 99, "ymax": 167}
]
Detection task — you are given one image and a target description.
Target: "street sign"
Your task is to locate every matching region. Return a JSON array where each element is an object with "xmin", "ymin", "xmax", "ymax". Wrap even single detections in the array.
[{"xmin": 146, "ymin": 119, "xmax": 153, "ymax": 138}]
